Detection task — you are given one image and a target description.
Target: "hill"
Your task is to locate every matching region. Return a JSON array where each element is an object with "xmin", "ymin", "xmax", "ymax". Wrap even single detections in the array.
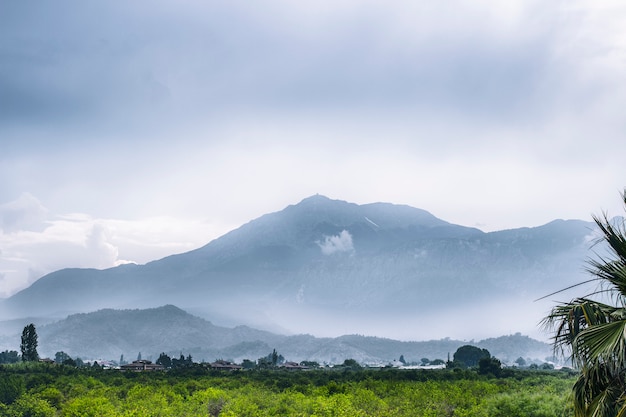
[{"xmin": 0, "ymin": 305, "xmax": 552, "ymax": 365}]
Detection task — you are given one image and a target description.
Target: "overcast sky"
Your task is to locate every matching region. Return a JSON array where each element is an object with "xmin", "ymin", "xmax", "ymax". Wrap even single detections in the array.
[{"xmin": 1, "ymin": 0, "xmax": 625, "ymax": 298}]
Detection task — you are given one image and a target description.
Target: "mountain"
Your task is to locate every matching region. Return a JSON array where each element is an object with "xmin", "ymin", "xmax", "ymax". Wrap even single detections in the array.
[
  {"xmin": 0, "ymin": 305, "xmax": 552, "ymax": 365},
  {"xmin": 0, "ymin": 195, "xmax": 595, "ymax": 340}
]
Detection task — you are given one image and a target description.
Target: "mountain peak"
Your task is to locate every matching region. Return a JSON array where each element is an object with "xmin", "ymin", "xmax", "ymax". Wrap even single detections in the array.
[
  {"xmin": 292, "ymin": 194, "xmax": 350, "ymax": 210},
  {"xmin": 299, "ymin": 194, "xmax": 333, "ymax": 203}
]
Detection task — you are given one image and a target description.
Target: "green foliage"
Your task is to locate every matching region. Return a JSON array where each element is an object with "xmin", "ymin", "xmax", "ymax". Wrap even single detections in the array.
[
  {"xmin": 0, "ymin": 364, "xmax": 576, "ymax": 416},
  {"xmin": 479, "ymin": 391, "xmax": 570, "ymax": 417},
  {"xmin": 453, "ymin": 345, "xmax": 491, "ymax": 368},
  {"xmin": 543, "ymin": 191, "xmax": 626, "ymax": 416},
  {"xmin": 341, "ymin": 358, "xmax": 362, "ymax": 370},
  {"xmin": 54, "ymin": 351, "xmax": 72, "ymax": 364},
  {"xmin": 0, "ymin": 351, "xmax": 20, "ymax": 365},
  {"xmin": 156, "ymin": 352, "xmax": 172, "ymax": 368},
  {"xmin": 241, "ymin": 359, "xmax": 256, "ymax": 369},
  {"xmin": 20, "ymin": 324, "xmax": 39, "ymax": 362},
  {"xmin": 0, "ymin": 375, "xmax": 24, "ymax": 405},
  {"xmin": 478, "ymin": 357, "xmax": 502, "ymax": 377},
  {"xmin": 2, "ymin": 393, "xmax": 57, "ymax": 417}
]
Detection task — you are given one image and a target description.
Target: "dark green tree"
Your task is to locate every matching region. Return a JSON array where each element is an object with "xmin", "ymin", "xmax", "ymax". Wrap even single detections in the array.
[
  {"xmin": 256, "ymin": 357, "xmax": 271, "ymax": 369},
  {"xmin": 0, "ymin": 350, "xmax": 19, "ymax": 364},
  {"xmin": 156, "ymin": 352, "xmax": 172, "ymax": 368},
  {"xmin": 478, "ymin": 356, "xmax": 502, "ymax": 377},
  {"xmin": 342, "ymin": 358, "xmax": 362, "ymax": 369},
  {"xmin": 54, "ymin": 351, "xmax": 71, "ymax": 364},
  {"xmin": 453, "ymin": 345, "xmax": 490, "ymax": 368},
  {"xmin": 0, "ymin": 374, "xmax": 24, "ymax": 405},
  {"xmin": 20, "ymin": 323, "xmax": 38, "ymax": 361},
  {"xmin": 241, "ymin": 359, "xmax": 256, "ymax": 369},
  {"xmin": 63, "ymin": 357, "xmax": 77, "ymax": 367}
]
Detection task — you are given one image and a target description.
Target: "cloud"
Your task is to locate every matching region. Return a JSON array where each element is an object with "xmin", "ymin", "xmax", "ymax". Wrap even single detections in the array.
[
  {"xmin": 0, "ymin": 0, "xmax": 602, "ymax": 131},
  {"xmin": 0, "ymin": 194, "xmax": 224, "ymax": 298},
  {"xmin": 0, "ymin": 192, "xmax": 48, "ymax": 233},
  {"xmin": 317, "ymin": 230, "xmax": 354, "ymax": 255},
  {"xmin": 0, "ymin": 0, "xmax": 625, "ymax": 296}
]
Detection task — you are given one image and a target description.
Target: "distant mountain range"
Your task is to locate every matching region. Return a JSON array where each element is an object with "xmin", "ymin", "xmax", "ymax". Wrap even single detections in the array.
[
  {"xmin": 0, "ymin": 195, "xmax": 595, "ymax": 341},
  {"xmin": 0, "ymin": 305, "xmax": 553, "ymax": 365}
]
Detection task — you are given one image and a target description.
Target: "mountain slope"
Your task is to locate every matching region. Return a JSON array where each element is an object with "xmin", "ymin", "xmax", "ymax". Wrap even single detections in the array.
[
  {"xmin": 0, "ymin": 195, "xmax": 595, "ymax": 340},
  {"xmin": 2, "ymin": 305, "xmax": 551, "ymax": 365}
]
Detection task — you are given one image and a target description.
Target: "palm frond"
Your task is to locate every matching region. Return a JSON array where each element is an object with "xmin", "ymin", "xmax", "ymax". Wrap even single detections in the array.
[
  {"xmin": 543, "ymin": 191, "xmax": 626, "ymax": 417},
  {"xmin": 574, "ymin": 320, "xmax": 626, "ymax": 369}
]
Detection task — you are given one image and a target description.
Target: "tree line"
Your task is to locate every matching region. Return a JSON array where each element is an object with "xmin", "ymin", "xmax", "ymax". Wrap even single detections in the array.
[{"xmin": 3, "ymin": 321, "xmax": 548, "ymax": 376}]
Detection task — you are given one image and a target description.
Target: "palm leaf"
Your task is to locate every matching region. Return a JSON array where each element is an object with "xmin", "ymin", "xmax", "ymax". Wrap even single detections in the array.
[{"xmin": 574, "ymin": 320, "xmax": 626, "ymax": 369}]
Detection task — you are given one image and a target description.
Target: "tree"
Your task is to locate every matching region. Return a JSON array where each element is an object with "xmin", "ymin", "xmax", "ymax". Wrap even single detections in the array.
[
  {"xmin": 20, "ymin": 324, "xmax": 38, "ymax": 361},
  {"xmin": 543, "ymin": 190, "xmax": 626, "ymax": 417},
  {"xmin": 156, "ymin": 352, "xmax": 172, "ymax": 368},
  {"xmin": 478, "ymin": 357, "xmax": 502, "ymax": 377},
  {"xmin": 54, "ymin": 351, "xmax": 71, "ymax": 364},
  {"xmin": 0, "ymin": 350, "xmax": 19, "ymax": 364},
  {"xmin": 241, "ymin": 359, "xmax": 256, "ymax": 369},
  {"xmin": 258, "ymin": 350, "xmax": 283, "ymax": 368},
  {"xmin": 452, "ymin": 345, "xmax": 490, "ymax": 368},
  {"xmin": 341, "ymin": 358, "xmax": 362, "ymax": 369},
  {"xmin": 0, "ymin": 374, "xmax": 24, "ymax": 405}
]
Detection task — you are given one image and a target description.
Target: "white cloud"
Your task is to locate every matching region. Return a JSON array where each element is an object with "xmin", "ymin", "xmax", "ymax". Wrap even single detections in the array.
[
  {"xmin": 0, "ymin": 192, "xmax": 48, "ymax": 233},
  {"xmin": 0, "ymin": 195, "xmax": 225, "ymax": 298},
  {"xmin": 317, "ymin": 230, "xmax": 354, "ymax": 255},
  {"xmin": 0, "ymin": 0, "xmax": 625, "ymax": 297}
]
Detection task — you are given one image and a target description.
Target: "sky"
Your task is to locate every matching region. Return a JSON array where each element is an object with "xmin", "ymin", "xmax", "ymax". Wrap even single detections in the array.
[{"xmin": 0, "ymin": 0, "xmax": 625, "ymax": 299}]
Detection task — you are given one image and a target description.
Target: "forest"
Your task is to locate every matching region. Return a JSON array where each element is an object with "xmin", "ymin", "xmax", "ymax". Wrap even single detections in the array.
[{"xmin": 0, "ymin": 361, "xmax": 575, "ymax": 417}]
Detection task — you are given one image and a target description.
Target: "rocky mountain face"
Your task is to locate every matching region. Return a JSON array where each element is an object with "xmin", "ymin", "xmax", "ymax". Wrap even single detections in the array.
[
  {"xmin": 1, "ymin": 305, "xmax": 552, "ymax": 365},
  {"xmin": 0, "ymin": 195, "xmax": 595, "ymax": 340}
]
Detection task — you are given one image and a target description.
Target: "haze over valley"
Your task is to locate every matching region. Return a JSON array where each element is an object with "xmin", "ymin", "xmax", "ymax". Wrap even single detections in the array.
[{"xmin": 0, "ymin": 195, "xmax": 598, "ymax": 361}]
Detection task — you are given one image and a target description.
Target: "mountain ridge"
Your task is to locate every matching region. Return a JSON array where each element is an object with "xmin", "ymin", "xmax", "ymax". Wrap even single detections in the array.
[
  {"xmin": 0, "ymin": 195, "xmax": 595, "ymax": 341},
  {"xmin": 0, "ymin": 305, "xmax": 553, "ymax": 365}
]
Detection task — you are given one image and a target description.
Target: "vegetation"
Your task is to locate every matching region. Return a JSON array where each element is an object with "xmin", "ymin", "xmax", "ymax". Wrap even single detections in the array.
[
  {"xmin": 20, "ymin": 324, "xmax": 39, "ymax": 362},
  {"xmin": 0, "ymin": 361, "xmax": 575, "ymax": 416},
  {"xmin": 0, "ymin": 351, "xmax": 19, "ymax": 365},
  {"xmin": 543, "ymin": 190, "xmax": 626, "ymax": 416},
  {"xmin": 451, "ymin": 345, "xmax": 491, "ymax": 368}
]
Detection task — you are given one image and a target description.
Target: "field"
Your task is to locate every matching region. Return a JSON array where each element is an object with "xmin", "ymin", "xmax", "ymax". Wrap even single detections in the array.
[{"xmin": 0, "ymin": 363, "xmax": 575, "ymax": 416}]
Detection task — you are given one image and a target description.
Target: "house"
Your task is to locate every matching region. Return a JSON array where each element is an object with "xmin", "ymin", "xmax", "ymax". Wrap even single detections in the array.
[
  {"xmin": 120, "ymin": 360, "xmax": 164, "ymax": 371},
  {"xmin": 280, "ymin": 361, "xmax": 309, "ymax": 370},
  {"xmin": 209, "ymin": 360, "xmax": 243, "ymax": 371}
]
